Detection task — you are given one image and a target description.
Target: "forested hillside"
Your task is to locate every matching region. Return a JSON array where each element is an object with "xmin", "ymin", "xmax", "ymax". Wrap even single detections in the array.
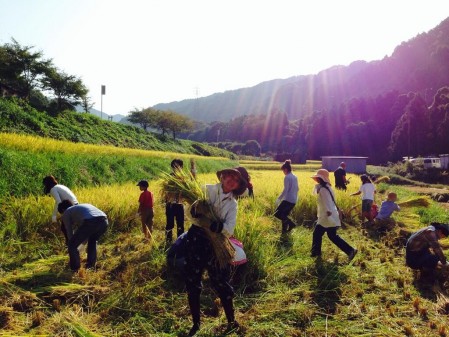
[{"xmin": 162, "ymin": 17, "xmax": 449, "ymax": 163}]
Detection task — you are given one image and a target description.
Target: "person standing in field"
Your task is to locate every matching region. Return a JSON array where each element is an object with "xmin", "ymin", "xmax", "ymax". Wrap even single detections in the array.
[
  {"xmin": 406, "ymin": 223, "xmax": 449, "ymax": 274},
  {"xmin": 43, "ymin": 175, "xmax": 79, "ymax": 240},
  {"xmin": 350, "ymin": 174, "xmax": 376, "ymax": 223},
  {"xmin": 165, "ymin": 159, "xmax": 185, "ymax": 244},
  {"xmin": 136, "ymin": 180, "xmax": 154, "ymax": 240},
  {"xmin": 274, "ymin": 159, "xmax": 299, "ymax": 233},
  {"xmin": 334, "ymin": 162, "xmax": 348, "ymax": 191},
  {"xmin": 184, "ymin": 167, "xmax": 248, "ymax": 336},
  {"xmin": 310, "ymin": 169, "xmax": 357, "ymax": 261},
  {"xmin": 57, "ymin": 200, "xmax": 108, "ymax": 271}
]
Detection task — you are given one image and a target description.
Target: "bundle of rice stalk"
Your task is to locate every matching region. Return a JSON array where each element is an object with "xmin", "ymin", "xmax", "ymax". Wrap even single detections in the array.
[
  {"xmin": 374, "ymin": 176, "xmax": 390, "ymax": 184},
  {"xmin": 160, "ymin": 169, "xmax": 235, "ymax": 269},
  {"xmin": 397, "ymin": 197, "xmax": 431, "ymax": 208}
]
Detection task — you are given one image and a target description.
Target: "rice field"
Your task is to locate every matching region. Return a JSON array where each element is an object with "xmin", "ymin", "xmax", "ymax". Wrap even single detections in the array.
[
  {"xmin": 1, "ymin": 162, "xmax": 449, "ymax": 336},
  {"xmin": 0, "ymin": 132, "xmax": 230, "ymax": 161}
]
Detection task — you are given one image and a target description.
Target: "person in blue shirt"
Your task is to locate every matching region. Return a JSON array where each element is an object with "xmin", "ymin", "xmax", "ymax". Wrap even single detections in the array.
[
  {"xmin": 58, "ymin": 200, "xmax": 108, "ymax": 271},
  {"xmin": 274, "ymin": 159, "xmax": 299, "ymax": 233},
  {"xmin": 372, "ymin": 192, "xmax": 400, "ymax": 231}
]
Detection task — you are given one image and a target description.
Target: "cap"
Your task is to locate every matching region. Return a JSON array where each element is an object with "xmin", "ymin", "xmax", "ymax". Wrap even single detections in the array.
[{"xmin": 137, "ymin": 180, "xmax": 149, "ymax": 188}]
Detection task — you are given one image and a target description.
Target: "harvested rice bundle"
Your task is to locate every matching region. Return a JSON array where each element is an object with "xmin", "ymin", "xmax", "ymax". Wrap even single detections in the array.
[
  {"xmin": 398, "ymin": 197, "xmax": 431, "ymax": 208},
  {"xmin": 160, "ymin": 169, "xmax": 235, "ymax": 268},
  {"xmin": 374, "ymin": 176, "xmax": 390, "ymax": 184}
]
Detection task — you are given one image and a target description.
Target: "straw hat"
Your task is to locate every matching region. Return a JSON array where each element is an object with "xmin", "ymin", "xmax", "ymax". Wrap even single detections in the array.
[
  {"xmin": 311, "ymin": 169, "xmax": 331, "ymax": 184},
  {"xmin": 216, "ymin": 167, "xmax": 249, "ymax": 196}
]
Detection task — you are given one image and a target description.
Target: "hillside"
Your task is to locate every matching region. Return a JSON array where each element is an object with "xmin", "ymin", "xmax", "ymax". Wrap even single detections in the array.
[
  {"xmin": 154, "ymin": 17, "xmax": 449, "ymax": 123},
  {"xmin": 0, "ymin": 98, "xmax": 235, "ymax": 160}
]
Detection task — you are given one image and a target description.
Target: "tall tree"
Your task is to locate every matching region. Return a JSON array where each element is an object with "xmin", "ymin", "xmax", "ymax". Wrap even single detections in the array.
[
  {"xmin": 161, "ymin": 110, "xmax": 194, "ymax": 140},
  {"xmin": 0, "ymin": 39, "xmax": 52, "ymax": 99},
  {"xmin": 42, "ymin": 68, "xmax": 88, "ymax": 114},
  {"xmin": 389, "ymin": 94, "xmax": 430, "ymax": 159},
  {"xmin": 127, "ymin": 107, "xmax": 158, "ymax": 131},
  {"xmin": 81, "ymin": 95, "xmax": 94, "ymax": 113}
]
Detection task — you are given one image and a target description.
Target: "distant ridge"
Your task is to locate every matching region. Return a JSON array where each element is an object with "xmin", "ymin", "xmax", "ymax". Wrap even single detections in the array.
[{"xmin": 154, "ymin": 17, "xmax": 449, "ymax": 123}]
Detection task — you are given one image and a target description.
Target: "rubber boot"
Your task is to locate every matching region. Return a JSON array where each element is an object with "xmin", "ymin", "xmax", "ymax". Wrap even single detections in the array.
[
  {"xmin": 188, "ymin": 292, "xmax": 201, "ymax": 336},
  {"xmin": 220, "ymin": 296, "xmax": 235, "ymax": 324}
]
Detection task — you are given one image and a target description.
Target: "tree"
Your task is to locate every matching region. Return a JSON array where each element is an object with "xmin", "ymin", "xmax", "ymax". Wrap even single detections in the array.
[
  {"xmin": 81, "ymin": 95, "xmax": 94, "ymax": 113},
  {"xmin": 0, "ymin": 38, "xmax": 52, "ymax": 99},
  {"xmin": 242, "ymin": 140, "xmax": 261, "ymax": 156},
  {"xmin": 389, "ymin": 94, "xmax": 430, "ymax": 159},
  {"xmin": 127, "ymin": 107, "xmax": 158, "ymax": 131},
  {"xmin": 42, "ymin": 68, "xmax": 88, "ymax": 114},
  {"xmin": 164, "ymin": 110, "xmax": 194, "ymax": 140}
]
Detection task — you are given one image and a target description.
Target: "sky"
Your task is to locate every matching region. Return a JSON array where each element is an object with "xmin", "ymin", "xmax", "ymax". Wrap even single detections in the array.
[{"xmin": 1, "ymin": 0, "xmax": 449, "ymax": 117}]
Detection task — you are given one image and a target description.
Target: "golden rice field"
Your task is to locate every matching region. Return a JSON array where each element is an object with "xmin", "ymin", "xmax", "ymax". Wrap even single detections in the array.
[
  {"xmin": 1, "ymin": 165, "xmax": 449, "ymax": 336},
  {"xmin": 0, "ymin": 132, "xmax": 230, "ymax": 161}
]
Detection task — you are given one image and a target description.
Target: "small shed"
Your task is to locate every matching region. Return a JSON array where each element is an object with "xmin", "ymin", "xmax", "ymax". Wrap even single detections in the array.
[
  {"xmin": 321, "ymin": 156, "xmax": 368, "ymax": 174},
  {"xmin": 440, "ymin": 154, "xmax": 449, "ymax": 170}
]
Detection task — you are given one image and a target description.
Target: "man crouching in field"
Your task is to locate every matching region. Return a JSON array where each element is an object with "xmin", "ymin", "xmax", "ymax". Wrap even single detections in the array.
[
  {"xmin": 58, "ymin": 200, "xmax": 108, "ymax": 272},
  {"xmin": 406, "ymin": 223, "xmax": 449, "ymax": 277}
]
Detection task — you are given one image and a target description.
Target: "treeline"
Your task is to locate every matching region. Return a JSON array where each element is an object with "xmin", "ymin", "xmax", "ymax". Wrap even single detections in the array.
[
  {"xmin": 127, "ymin": 107, "xmax": 194, "ymax": 140},
  {"xmin": 188, "ymin": 110, "xmax": 288, "ymax": 154},
  {"xmin": 0, "ymin": 39, "xmax": 89, "ymax": 115},
  {"xmin": 187, "ymin": 87, "xmax": 449, "ymax": 164}
]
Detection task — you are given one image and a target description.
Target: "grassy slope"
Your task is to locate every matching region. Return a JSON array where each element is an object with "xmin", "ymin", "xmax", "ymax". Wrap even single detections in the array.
[
  {"xmin": 0, "ymin": 133, "xmax": 237, "ymax": 199},
  {"xmin": 0, "ymin": 97, "xmax": 235, "ymax": 157},
  {"xmin": 1, "ymin": 169, "xmax": 449, "ymax": 336}
]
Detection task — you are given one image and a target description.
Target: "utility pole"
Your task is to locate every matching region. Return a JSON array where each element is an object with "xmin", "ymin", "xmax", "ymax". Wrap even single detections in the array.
[{"xmin": 101, "ymin": 85, "xmax": 106, "ymax": 119}]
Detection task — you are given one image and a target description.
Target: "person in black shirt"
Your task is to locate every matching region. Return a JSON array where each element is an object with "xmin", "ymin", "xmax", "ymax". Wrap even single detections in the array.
[{"xmin": 334, "ymin": 162, "xmax": 347, "ymax": 191}]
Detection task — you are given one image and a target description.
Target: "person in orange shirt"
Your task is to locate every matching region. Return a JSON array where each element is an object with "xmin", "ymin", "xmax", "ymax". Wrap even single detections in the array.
[{"xmin": 137, "ymin": 180, "xmax": 154, "ymax": 240}]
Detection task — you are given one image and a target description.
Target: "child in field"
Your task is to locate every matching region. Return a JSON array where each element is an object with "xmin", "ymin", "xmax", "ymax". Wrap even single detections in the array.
[
  {"xmin": 373, "ymin": 192, "xmax": 400, "ymax": 231},
  {"xmin": 137, "ymin": 180, "xmax": 154, "ymax": 240},
  {"xmin": 350, "ymin": 174, "xmax": 376, "ymax": 223}
]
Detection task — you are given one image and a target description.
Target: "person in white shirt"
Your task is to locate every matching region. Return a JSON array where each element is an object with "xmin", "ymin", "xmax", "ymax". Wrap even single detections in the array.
[
  {"xmin": 310, "ymin": 169, "xmax": 357, "ymax": 261},
  {"xmin": 350, "ymin": 174, "xmax": 376, "ymax": 222},
  {"xmin": 184, "ymin": 167, "xmax": 248, "ymax": 336},
  {"xmin": 43, "ymin": 175, "xmax": 79, "ymax": 240},
  {"xmin": 274, "ymin": 160, "xmax": 299, "ymax": 233}
]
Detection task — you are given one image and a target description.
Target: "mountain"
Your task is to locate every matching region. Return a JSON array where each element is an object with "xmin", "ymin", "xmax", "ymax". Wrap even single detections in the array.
[{"xmin": 154, "ymin": 17, "xmax": 449, "ymax": 123}]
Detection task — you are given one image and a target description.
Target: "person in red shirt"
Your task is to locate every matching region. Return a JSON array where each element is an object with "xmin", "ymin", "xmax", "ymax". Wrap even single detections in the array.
[{"xmin": 137, "ymin": 180, "xmax": 154, "ymax": 240}]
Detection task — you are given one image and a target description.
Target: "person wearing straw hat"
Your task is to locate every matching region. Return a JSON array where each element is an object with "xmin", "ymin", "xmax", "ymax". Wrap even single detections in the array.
[
  {"xmin": 310, "ymin": 169, "xmax": 357, "ymax": 261},
  {"xmin": 274, "ymin": 159, "xmax": 299, "ymax": 233},
  {"xmin": 406, "ymin": 223, "xmax": 449, "ymax": 273},
  {"xmin": 184, "ymin": 167, "xmax": 248, "ymax": 336}
]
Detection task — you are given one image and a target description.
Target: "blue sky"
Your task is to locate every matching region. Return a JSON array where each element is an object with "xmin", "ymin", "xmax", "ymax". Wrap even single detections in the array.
[{"xmin": 1, "ymin": 0, "xmax": 448, "ymax": 116}]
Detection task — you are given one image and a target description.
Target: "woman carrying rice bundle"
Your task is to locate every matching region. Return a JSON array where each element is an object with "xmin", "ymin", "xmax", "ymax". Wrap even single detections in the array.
[{"xmin": 184, "ymin": 167, "xmax": 248, "ymax": 336}]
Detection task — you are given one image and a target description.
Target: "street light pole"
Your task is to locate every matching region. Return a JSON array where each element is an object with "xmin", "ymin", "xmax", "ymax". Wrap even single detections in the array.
[{"xmin": 101, "ymin": 85, "xmax": 106, "ymax": 119}]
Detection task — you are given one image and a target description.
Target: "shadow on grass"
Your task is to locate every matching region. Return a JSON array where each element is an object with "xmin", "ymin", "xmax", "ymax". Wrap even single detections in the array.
[
  {"xmin": 411, "ymin": 269, "xmax": 449, "ymax": 301},
  {"xmin": 310, "ymin": 258, "xmax": 348, "ymax": 314}
]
